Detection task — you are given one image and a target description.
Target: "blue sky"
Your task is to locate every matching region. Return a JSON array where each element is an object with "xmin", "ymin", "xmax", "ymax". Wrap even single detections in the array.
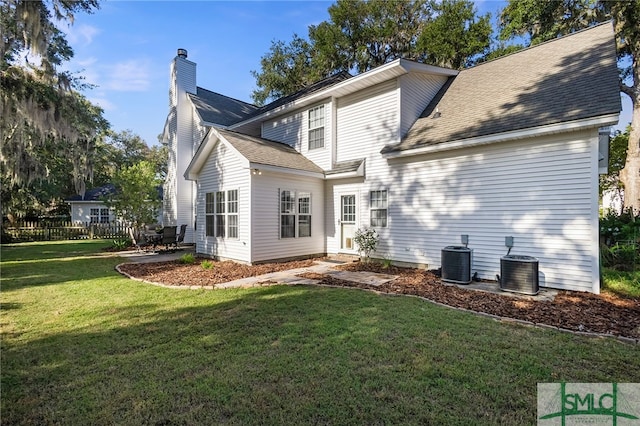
[{"xmin": 60, "ymin": 1, "xmax": 631, "ymax": 147}]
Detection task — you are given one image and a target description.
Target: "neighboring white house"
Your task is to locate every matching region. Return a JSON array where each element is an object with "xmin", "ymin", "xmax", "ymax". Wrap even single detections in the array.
[
  {"xmin": 67, "ymin": 183, "xmax": 163, "ymax": 225},
  {"xmin": 162, "ymin": 23, "xmax": 621, "ymax": 293},
  {"xmin": 67, "ymin": 184, "xmax": 118, "ymax": 224}
]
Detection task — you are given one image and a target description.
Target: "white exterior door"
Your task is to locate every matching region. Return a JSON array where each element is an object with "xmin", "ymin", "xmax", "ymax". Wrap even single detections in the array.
[{"xmin": 340, "ymin": 194, "xmax": 357, "ymax": 252}]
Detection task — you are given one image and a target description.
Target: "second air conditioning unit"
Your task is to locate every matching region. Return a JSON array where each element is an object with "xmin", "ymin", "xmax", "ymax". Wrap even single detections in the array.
[
  {"xmin": 500, "ymin": 255, "xmax": 539, "ymax": 295},
  {"xmin": 441, "ymin": 246, "xmax": 472, "ymax": 284}
]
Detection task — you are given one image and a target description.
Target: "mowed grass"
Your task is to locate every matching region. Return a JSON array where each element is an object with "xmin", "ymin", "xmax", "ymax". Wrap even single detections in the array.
[
  {"xmin": 602, "ymin": 268, "xmax": 640, "ymax": 298},
  {"xmin": 1, "ymin": 241, "xmax": 639, "ymax": 425}
]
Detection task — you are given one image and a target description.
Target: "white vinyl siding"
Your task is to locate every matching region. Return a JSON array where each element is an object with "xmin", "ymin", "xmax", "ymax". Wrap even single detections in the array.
[
  {"xmin": 383, "ymin": 130, "xmax": 599, "ymax": 292},
  {"xmin": 261, "ymin": 101, "xmax": 332, "ymax": 170},
  {"xmin": 262, "ymin": 112, "xmax": 304, "ymax": 148},
  {"xmin": 164, "ymin": 56, "xmax": 197, "ymax": 243},
  {"xmin": 252, "ymin": 172, "xmax": 324, "ymax": 262},
  {"xmin": 336, "ymin": 80, "xmax": 398, "ymax": 177},
  {"xmin": 195, "ymin": 141, "xmax": 250, "ymax": 262},
  {"xmin": 398, "ymin": 73, "xmax": 449, "ymax": 138}
]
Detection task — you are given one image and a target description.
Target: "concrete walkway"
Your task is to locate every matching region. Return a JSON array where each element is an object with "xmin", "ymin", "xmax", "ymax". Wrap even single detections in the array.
[{"xmin": 115, "ymin": 247, "xmax": 555, "ymax": 301}]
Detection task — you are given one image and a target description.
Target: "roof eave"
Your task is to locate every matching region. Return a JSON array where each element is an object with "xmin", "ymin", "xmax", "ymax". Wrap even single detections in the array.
[
  {"xmin": 184, "ymin": 128, "xmax": 216, "ymax": 181},
  {"xmin": 382, "ymin": 113, "xmax": 620, "ymax": 159},
  {"xmin": 250, "ymin": 163, "xmax": 324, "ymax": 179},
  {"xmin": 325, "ymin": 159, "xmax": 366, "ymax": 180},
  {"xmin": 230, "ymin": 59, "xmax": 458, "ymax": 131}
]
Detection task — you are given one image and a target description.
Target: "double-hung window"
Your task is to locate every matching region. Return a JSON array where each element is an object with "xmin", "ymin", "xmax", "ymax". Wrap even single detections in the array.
[
  {"xmin": 205, "ymin": 193, "xmax": 215, "ymax": 236},
  {"xmin": 215, "ymin": 191, "xmax": 225, "ymax": 237},
  {"xmin": 308, "ymin": 105, "xmax": 324, "ymax": 150},
  {"xmin": 298, "ymin": 192, "xmax": 311, "ymax": 237},
  {"xmin": 280, "ymin": 190, "xmax": 312, "ymax": 238},
  {"xmin": 90, "ymin": 207, "xmax": 110, "ymax": 224},
  {"xmin": 370, "ymin": 190, "xmax": 388, "ymax": 227},
  {"xmin": 205, "ymin": 190, "xmax": 239, "ymax": 238},
  {"xmin": 227, "ymin": 190, "xmax": 238, "ymax": 238}
]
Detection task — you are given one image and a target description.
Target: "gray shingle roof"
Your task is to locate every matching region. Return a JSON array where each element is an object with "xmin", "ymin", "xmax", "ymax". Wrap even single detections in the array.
[
  {"xmin": 246, "ymin": 71, "xmax": 352, "ymax": 119},
  {"xmin": 217, "ymin": 129, "xmax": 324, "ymax": 174},
  {"xmin": 326, "ymin": 159, "xmax": 364, "ymax": 175},
  {"xmin": 66, "ymin": 184, "xmax": 117, "ymax": 201},
  {"xmin": 384, "ymin": 23, "xmax": 621, "ymax": 154},
  {"xmin": 66, "ymin": 184, "xmax": 163, "ymax": 202},
  {"xmin": 190, "ymin": 87, "xmax": 258, "ymax": 126}
]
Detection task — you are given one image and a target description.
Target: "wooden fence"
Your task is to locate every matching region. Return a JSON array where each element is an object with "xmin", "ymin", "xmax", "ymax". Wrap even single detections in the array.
[{"xmin": 2, "ymin": 221, "xmax": 132, "ymax": 242}]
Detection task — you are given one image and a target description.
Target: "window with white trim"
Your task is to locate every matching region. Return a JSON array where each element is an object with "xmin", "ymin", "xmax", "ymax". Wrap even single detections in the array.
[
  {"xmin": 227, "ymin": 190, "xmax": 238, "ymax": 238},
  {"xmin": 280, "ymin": 189, "xmax": 312, "ymax": 238},
  {"xmin": 90, "ymin": 207, "xmax": 110, "ymax": 224},
  {"xmin": 298, "ymin": 192, "xmax": 311, "ymax": 237},
  {"xmin": 205, "ymin": 193, "xmax": 215, "ymax": 236},
  {"xmin": 308, "ymin": 105, "xmax": 324, "ymax": 150},
  {"xmin": 205, "ymin": 190, "xmax": 239, "ymax": 238},
  {"xmin": 370, "ymin": 190, "xmax": 387, "ymax": 227},
  {"xmin": 215, "ymin": 191, "xmax": 225, "ymax": 237}
]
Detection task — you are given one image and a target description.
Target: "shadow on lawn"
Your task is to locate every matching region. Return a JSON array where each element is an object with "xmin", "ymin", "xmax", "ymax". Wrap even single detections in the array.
[
  {"xmin": 1, "ymin": 255, "xmax": 122, "ymax": 292},
  {"xmin": 3, "ymin": 284, "xmax": 639, "ymax": 425},
  {"xmin": 0, "ymin": 240, "xmax": 111, "ymax": 262}
]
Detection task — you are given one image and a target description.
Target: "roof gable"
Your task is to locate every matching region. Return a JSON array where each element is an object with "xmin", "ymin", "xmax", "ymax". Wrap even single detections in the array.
[
  {"xmin": 385, "ymin": 22, "xmax": 621, "ymax": 154},
  {"xmin": 218, "ymin": 129, "xmax": 324, "ymax": 174},
  {"xmin": 185, "ymin": 128, "xmax": 324, "ymax": 180}
]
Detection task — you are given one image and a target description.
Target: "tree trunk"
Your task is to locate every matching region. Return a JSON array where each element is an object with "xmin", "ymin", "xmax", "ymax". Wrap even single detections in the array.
[{"xmin": 620, "ymin": 75, "xmax": 640, "ymax": 214}]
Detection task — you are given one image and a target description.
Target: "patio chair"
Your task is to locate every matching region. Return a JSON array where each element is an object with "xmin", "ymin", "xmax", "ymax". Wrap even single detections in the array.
[
  {"xmin": 161, "ymin": 225, "xmax": 178, "ymax": 252},
  {"xmin": 129, "ymin": 228, "xmax": 151, "ymax": 252},
  {"xmin": 176, "ymin": 224, "xmax": 187, "ymax": 248}
]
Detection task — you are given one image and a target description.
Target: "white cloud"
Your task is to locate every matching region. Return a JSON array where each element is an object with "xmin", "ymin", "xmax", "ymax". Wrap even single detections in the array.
[
  {"xmin": 66, "ymin": 24, "xmax": 101, "ymax": 47},
  {"xmin": 104, "ymin": 60, "xmax": 151, "ymax": 92},
  {"xmin": 88, "ymin": 96, "xmax": 116, "ymax": 111}
]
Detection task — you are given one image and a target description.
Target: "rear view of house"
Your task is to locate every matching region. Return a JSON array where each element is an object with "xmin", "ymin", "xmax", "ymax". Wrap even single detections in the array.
[{"xmin": 162, "ymin": 23, "xmax": 621, "ymax": 293}]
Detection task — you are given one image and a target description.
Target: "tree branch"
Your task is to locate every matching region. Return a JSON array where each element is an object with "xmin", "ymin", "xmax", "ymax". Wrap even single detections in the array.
[{"xmin": 619, "ymin": 80, "xmax": 634, "ymax": 99}]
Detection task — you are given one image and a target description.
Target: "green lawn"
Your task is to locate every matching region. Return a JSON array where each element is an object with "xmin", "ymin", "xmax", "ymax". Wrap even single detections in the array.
[
  {"xmin": 2, "ymin": 241, "xmax": 639, "ymax": 425},
  {"xmin": 602, "ymin": 268, "xmax": 640, "ymax": 298}
]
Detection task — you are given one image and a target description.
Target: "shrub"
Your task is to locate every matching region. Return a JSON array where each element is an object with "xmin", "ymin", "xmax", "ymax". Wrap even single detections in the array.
[
  {"xmin": 201, "ymin": 260, "xmax": 215, "ymax": 270},
  {"xmin": 353, "ymin": 227, "xmax": 378, "ymax": 261},
  {"xmin": 600, "ymin": 208, "xmax": 640, "ymax": 246},
  {"xmin": 381, "ymin": 256, "xmax": 393, "ymax": 269},
  {"xmin": 600, "ymin": 209, "xmax": 639, "ymax": 271},
  {"xmin": 178, "ymin": 253, "xmax": 195, "ymax": 264},
  {"xmin": 111, "ymin": 238, "xmax": 131, "ymax": 250}
]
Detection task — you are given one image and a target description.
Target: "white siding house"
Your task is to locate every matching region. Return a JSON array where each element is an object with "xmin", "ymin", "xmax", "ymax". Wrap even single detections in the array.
[{"xmin": 164, "ymin": 23, "xmax": 621, "ymax": 292}]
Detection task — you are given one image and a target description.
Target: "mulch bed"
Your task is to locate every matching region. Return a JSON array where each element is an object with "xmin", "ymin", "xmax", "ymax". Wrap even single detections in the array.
[
  {"xmin": 117, "ymin": 258, "xmax": 317, "ymax": 287},
  {"xmin": 119, "ymin": 258, "xmax": 640, "ymax": 340}
]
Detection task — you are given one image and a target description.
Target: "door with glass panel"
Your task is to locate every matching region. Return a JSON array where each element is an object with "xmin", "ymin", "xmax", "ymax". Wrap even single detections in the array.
[{"xmin": 340, "ymin": 194, "xmax": 357, "ymax": 252}]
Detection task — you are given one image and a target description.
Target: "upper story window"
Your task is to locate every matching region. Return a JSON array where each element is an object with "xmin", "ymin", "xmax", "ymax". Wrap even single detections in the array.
[{"xmin": 308, "ymin": 105, "xmax": 324, "ymax": 150}]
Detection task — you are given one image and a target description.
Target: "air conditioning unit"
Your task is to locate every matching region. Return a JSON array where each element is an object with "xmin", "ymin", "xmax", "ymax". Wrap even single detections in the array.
[
  {"xmin": 441, "ymin": 246, "xmax": 472, "ymax": 284},
  {"xmin": 500, "ymin": 255, "xmax": 539, "ymax": 295}
]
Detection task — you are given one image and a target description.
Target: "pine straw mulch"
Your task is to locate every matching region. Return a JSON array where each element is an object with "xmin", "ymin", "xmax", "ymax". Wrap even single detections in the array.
[{"xmin": 118, "ymin": 258, "xmax": 640, "ymax": 340}]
